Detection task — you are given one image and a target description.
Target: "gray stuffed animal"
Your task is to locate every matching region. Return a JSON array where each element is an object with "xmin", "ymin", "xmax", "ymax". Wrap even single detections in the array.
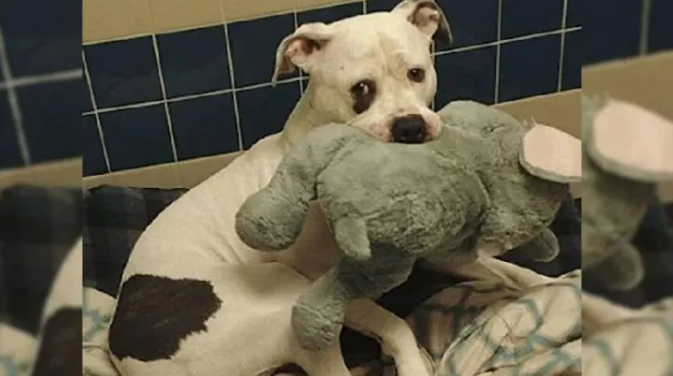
[
  {"xmin": 582, "ymin": 95, "xmax": 673, "ymax": 290},
  {"xmin": 235, "ymin": 100, "xmax": 582, "ymax": 350}
]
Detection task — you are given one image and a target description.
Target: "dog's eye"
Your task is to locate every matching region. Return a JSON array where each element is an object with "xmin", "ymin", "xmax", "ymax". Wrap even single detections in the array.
[
  {"xmin": 408, "ymin": 68, "xmax": 426, "ymax": 83},
  {"xmin": 351, "ymin": 80, "xmax": 374, "ymax": 97},
  {"xmin": 350, "ymin": 79, "xmax": 377, "ymax": 114}
]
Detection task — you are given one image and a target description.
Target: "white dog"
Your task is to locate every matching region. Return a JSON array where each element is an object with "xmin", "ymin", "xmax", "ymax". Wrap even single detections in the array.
[{"xmin": 107, "ymin": 1, "xmax": 452, "ymax": 375}]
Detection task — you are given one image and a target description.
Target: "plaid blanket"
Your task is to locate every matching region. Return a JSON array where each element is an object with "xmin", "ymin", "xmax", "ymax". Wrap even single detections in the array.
[
  {"xmin": 0, "ymin": 186, "xmax": 82, "ymax": 334},
  {"xmin": 0, "ymin": 185, "xmax": 82, "ymax": 376}
]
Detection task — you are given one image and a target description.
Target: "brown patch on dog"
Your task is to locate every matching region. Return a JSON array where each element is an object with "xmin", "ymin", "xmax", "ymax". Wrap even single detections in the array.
[
  {"xmin": 31, "ymin": 308, "xmax": 81, "ymax": 376},
  {"xmin": 109, "ymin": 274, "xmax": 222, "ymax": 361}
]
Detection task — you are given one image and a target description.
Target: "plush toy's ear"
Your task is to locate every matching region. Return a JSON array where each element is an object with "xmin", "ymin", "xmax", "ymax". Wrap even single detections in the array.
[
  {"xmin": 391, "ymin": 0, "xmax": 453, "ymax": 45},
  {"xmin": 588, "ymin": 99, "xmax": 673, "ymax": 182},
  {"xmin": 272, "ymin": 23, "xmax": 334, "ymax": 85},
  {"xmin": 519, "ymin": 121, "xmax": 582, "ymax": 183}
]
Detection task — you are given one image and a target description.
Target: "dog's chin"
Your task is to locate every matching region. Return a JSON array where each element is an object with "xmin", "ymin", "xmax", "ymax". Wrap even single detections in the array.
[
  {"xmin": 353, "ymin": 125, "xmax": 440, "ymax": 144},
  {"xmin": 353, "ymin": 125, "xmax": 391, "ymax": 142}
]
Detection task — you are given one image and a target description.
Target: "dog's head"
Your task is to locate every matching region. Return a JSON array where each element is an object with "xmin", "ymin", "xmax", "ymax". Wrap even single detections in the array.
[{"xmin": 273, "ymin": 0, "xmax": 452, "ymax": 143}]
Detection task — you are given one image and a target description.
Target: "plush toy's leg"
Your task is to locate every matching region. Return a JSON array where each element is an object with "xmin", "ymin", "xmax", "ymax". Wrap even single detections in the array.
[
  {"xmin": 334, "ymin": 217, "xmax": 371, "ymax": 261},
  {"xmin": 586, "ymin": 243, "xmax": 644, "ymax": 290},
  {"xmin": 291, "ymin": 265, "xmax": 351, "ymax": 351},
  {"xmin": 292, "ymin": 257, "xmax": 417, "ymax": 351},
  {"xmin": 511, "ymin": 228, "xmax": 560, "ymax": 262},
  {"xmin": 345, "ymin": 299, "xmax": 432, "ymax": 376}
]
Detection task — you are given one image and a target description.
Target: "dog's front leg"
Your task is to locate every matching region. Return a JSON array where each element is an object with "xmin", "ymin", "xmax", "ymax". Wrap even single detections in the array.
[{"xmin": 344, "ymin": 299, "xmax": 432, "ymax": 376}]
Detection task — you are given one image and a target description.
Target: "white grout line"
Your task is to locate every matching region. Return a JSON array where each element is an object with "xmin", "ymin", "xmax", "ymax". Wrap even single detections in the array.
[
  {"xmin": 293, "ymin": 11, "xmax": 305, "ymax": 97},
  {"xmin": 0, "ymin": 24, "xmax": 30, "ymax": 165},
  {"xmin": 83, "ymin": 99, "xmax": 166, "ymax": 115},
  {"xmin": 150, "ymin": 34, "xmax": 179, "ymax": 163},
  {"xmin": 82, "ymin": 51, "xmax": 111, "ymax": 174},
  {"xmin": 431, "ymin": 41, "xmax": 436, "ymax": 110},
  {"xmin": 222, "ymin": 25, "xmax": 244, "ymax": 151},
  {"xmin": 80, "ymin": 27, "xmax": 582, "ymax": 117},
  {"xmin": 221, "ymin": 2, "xmax": 244, "ymax": 152},
  {"xmin": 362, "ymin": 0, "xmax": 367, "ymax": 14},
  {"xmin": 557, "ymin": 0, "xmax": 569, "ymax": 92},
  {"xmin": 81, "ymin": 77, "xmax": 303, "ymax": 116},
  {"xmin": 0, "ymin": 69, "xmax": 82, "ymax": 90},
  {"xmin": 493, "ymin": 0, "xmax": 503, "ymax": 103},
  {"xmin": 639, "ymin": 0, "xmax": 652, "ymax": 55},
  {"xmin": 434, "ymin": 27, "xmax": 581, "ymax": 57}
]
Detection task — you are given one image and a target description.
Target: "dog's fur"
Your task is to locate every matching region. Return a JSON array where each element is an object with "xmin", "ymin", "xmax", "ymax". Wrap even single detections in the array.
[{"xmin": 108, "ymin": 2, "xmax": 452, "ymax": 375}]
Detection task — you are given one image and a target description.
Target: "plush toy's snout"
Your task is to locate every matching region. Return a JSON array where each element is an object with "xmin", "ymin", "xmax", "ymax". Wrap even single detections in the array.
[{"xmin": 235, "ymin": 177, "xmax": 314, "ymax": 252}]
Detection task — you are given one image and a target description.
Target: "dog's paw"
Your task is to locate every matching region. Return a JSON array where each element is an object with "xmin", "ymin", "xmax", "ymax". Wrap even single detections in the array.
[{"xmin": 291, "ymin": 302, "xmax": 343, "ymax": 351}]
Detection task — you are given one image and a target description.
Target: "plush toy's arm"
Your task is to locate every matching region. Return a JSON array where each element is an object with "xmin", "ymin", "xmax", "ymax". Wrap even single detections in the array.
[
  {"xmin": 235, "ymin": 124, "xmax": 363, "ymax": 251},
  {"xmin": 334, "ymin": 216, "xmax": 371, "ymax": 261},
  {"xmin": 585, "ymin": 242, "xmax": 644, "ymax": 290},
  {"xmin": 291, "ymin": 256, "xmax": 416, "ymax": 350},
  {"xmin": 509, "ymin": 228, "xmax": 560, "ymax": 262}
]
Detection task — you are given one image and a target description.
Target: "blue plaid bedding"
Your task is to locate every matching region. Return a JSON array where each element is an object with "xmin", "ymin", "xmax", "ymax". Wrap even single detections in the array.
[{"xmin": 0, "ymin": 185, "xmax": 82, "ymax": 335}]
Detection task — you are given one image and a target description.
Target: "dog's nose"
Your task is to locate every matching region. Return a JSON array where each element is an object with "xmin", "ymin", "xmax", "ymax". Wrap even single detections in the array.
[{"xmin": 391, "ymin": 114, "xmax": 427, "ymax": 144}]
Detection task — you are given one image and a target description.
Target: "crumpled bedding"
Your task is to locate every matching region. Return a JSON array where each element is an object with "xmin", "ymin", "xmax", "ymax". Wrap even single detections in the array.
[
  {"xmin": 78, "ymin": 185, "xmax": 673, "ymax": 376},
  {"xmin": 81, "ymin": 261, "xmax": 673, "ymax": 376},
  {"xmin": 399, "ymin": 272, "xmax": 582, "ymax": 376}
]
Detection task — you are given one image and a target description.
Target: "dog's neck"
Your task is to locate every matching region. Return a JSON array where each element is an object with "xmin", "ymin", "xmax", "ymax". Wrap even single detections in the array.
[{"xmin": 280, "ymin": 82, "xmax": 331, "ymax": 150}]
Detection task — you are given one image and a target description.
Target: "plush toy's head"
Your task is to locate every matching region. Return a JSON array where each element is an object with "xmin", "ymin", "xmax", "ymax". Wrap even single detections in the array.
[
  {"xmin": 582, "ymin": 95, "xmax": 673, "ymax": 290},
  {"xmin": 235, "ymin": 100, "xmax": 582, "ymax": 350}
]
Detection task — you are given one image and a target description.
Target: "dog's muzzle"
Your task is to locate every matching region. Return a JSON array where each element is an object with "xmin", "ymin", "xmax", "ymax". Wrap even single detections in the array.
[{"xmin": 391, "ymin": 114, "xmax": 427, "ymax": 144}]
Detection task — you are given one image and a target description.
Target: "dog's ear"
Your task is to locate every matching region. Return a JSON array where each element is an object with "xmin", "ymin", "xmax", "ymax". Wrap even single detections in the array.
[
  {"xmin": 392, "ymin": 0, "xmax": 453, "ymax": 45},
  {"xmin": 272, "ymin": 23, "xmax": 334, "ymax": 85}
]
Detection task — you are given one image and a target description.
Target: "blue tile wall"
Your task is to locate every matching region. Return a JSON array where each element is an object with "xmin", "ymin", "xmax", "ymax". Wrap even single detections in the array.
[
  {"xmin": 501, "ymin": 0, "xmax": 564, "ymax": 39},
  {"xmin": 435, "ymin": 46, "xmax": 497, "ymax": 105},
  {"xmin": 81, "ymin": 0, "xmax": 579, "ymax": 175},
  {"xmin": 648, "ymin": 0, "xmax": 673, "ymax": 53},
  {"xmin": 82, "ymin": 115, "xmax": 107, "ymax": 176},
  {"xmin": 80, "ymin": 0, "xmax": 672, "ymax": 176},
  {"xmin": 562, "ymin": 30, "xmax": 582, "ymax": 91},
  {"xmin": 157, "ymin": 26, "xmax": 232, "ymax": 98},
  {"xmin": 98, "ymin": 106, "xmax": 174, "ymax": 171},
  {"xmin": 228, "ymin": 14, "xmax": 296, "ymax": 87},
  {"xmin": 0, "ymin": 91, "xmax": 23, "ymax": 170},
  {"xmin": 298, "ymin": 2, "xmax": 363, "ymax": 24},
  {"xmin": 85, "ymin": 37, "xmax": 163, "ymax": 108},
  {"xmin": 0, "ymin": 0, "xmax": 81, "ymax": 171},
  {"xmin": 584, "ymin": 0, "xmax": 673, "ymax": 66},
  {"xmin": 499, "ymin": 35, "xmax": 561, "ymax": 102},
  {"xmin": 18, "ymin": 80, "xmax": 82, "ymax": 163},
  {"xmin": 434, "ymin": 0, "xmax": 499, "ymax": 50},
  {"xmin": 168, "ymin": 94, "xmax": 239, "ymax": 159},
  {"xmin": 237, "ymin": 82, "xmax": 301, "ymax": 150}
]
